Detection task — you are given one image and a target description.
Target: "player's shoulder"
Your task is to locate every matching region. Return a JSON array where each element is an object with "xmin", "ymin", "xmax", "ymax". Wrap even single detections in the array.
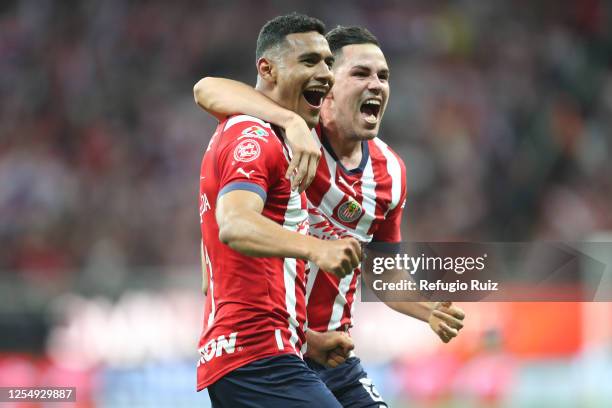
[
  {"xmin": 368, "ymin": 137, "xmax": 406, "ymax": 169},
  {"xmin": 216, "ymin": 114, "xmax": 287, "ymax": 167}
]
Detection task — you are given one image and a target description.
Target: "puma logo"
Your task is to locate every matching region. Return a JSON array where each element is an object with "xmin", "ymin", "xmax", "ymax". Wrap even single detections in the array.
[{"xmin": 237, "ymin": 168, "xmax": 254, "ymax": 179}]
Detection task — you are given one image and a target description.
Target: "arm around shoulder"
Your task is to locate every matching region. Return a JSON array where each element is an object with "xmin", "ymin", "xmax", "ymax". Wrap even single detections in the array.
[
  {"xmin": 193, "ymin": 76, "xmax": 298, "ymax": 127},
  {"xmin": 193, "ymin": 77, "xmax": 230, "ymax": 121}
]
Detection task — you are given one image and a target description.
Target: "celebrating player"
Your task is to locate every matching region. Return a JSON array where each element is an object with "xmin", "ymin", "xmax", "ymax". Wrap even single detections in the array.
[
  {"xmin": 195, "ymin": 25, "xmax": 466, "ymax": 407},
  {"xmin": 197, "ymin": 14, "xmax": 363, "ymax": 407}
]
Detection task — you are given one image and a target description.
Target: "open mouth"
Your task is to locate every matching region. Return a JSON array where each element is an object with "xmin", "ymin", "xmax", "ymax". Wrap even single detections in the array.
[
  {"xmin": 303, "ymin": 88, "xmax": 327, "ymax": 108},
  {"xmin": 360, "ymin": 99, "xmax": 381, "ymax": 124}
]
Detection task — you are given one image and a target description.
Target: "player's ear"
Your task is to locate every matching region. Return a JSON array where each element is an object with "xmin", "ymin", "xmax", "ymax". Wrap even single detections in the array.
[{"xmin": 257, "ymin": 57, "xmax": 276, "ymax": 83}]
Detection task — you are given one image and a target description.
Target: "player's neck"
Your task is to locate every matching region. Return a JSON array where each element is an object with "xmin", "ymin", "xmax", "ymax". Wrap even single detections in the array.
[
  {"xmin": 323, "ymin": 124, "xmax": 363, "ymax": 170},
  {"xmin": 255, "ymin": 83, "xmax": 276, "ymax": 104}
]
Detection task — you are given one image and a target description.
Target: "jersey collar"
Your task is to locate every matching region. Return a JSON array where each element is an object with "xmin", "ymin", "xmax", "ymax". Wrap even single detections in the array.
[{"xmin": 317, "ymin": 124, "xmax": 369, "ymax": 175}]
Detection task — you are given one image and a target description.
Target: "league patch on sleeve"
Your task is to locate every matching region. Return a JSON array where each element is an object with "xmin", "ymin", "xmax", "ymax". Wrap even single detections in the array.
[
  {"xmin": 238, "ymin": 125, "xmax": 269, "ymax": 142},
  {"xmin": 233, "ymin": 139, "xmax": 261, "ymax": 162}
]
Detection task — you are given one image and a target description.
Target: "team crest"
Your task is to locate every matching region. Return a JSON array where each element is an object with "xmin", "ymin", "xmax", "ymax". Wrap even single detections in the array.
[
  {"xmin": 337, "ymin": 197, "xmax": 363, "ymax": 223},
  {"xmin": 233, "ymin": 139, "xmax": 261, "ymax": 162},
  {"xmin": 238, "ymin": 125, "xmax": 269, "ymax": 142}
]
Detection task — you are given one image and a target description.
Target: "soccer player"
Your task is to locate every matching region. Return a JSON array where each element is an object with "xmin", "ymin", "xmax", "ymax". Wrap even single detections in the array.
[
  {"xmin": 197, "ymin": 14, "xmax": 363, "ymax": 407},
  {"xmin": 195, "ymin": 26, "xmax": 466, "ymax": 407}
]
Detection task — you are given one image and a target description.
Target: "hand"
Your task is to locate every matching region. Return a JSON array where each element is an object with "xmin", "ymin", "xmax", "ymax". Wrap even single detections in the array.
[
  {"xmin": 283, "ymin": 115, "xmax": 321, "ymax": 193},
  {"xmin": 305, "ymin": 330, "xmax": 354, "ymax": 368},
  {"xmin": 310, "ymin": 238, "xmax": 362, "ymax": 279},
  {"xmin": 428, "ymin": 302, "xmax": 465, "ymax": 343}
]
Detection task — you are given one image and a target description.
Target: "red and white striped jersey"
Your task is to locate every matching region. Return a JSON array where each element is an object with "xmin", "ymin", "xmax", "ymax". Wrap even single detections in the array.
[
  {"xmin": 197, "ymin": 115, "xmax": 308, "ymax": 391},
  {"xmin": 306, "ymin": 124, "xmax": 406, "ymax": 334}
]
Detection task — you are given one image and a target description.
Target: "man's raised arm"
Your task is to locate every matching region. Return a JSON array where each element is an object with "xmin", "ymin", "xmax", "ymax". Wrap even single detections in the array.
[{"xmin": 193, "ymin": 77, "xmax": 320, "ymax": 192}]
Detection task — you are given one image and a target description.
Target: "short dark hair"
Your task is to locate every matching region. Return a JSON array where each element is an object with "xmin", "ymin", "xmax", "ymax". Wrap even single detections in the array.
[
  {"xmin": 255, "ymin": 13, "xmax": 326, "ymax": 61},
  {"xmin": 325, "ymin": 26, "xmax": 380, "ymax": 55}
]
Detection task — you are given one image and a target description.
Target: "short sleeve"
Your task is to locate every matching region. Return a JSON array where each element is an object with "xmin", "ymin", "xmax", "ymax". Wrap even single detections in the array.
[
  {"xmin": 372, "ymin": 156, "xmax": 407, "ymax": 243},
  {"xmin": 216, "ymin": 118, "xmax": 284, "ymax": 202}
]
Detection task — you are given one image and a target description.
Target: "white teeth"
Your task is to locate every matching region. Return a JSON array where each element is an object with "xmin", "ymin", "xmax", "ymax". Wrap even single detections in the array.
[{"xmin": 361, "ymin": 99, "xmax": 380, "ymax": 124}]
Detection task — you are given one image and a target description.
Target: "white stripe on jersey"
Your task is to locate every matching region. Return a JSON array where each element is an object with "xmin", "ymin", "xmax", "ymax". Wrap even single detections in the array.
[
  {"xmin": 302, "ymin": 261, "xmax": 317, "ymax": 357},
  {"xmin": 282, "ymin": 257, "xmax": 300, "ymax": 352},
  {"xmin": 349, "ymin": 284, "xmax": 357, "ymax": 328},
  {"xmin": 223, "ymin": 114, "xmax": 273, "ymax": 132},
  {"xmin": 353, "ymin": 156, "xmax": 378, "ymax": 241},
  {"xmin": 301, "ymin": 262, "xmax": 316, "ymax": 358},
  {"xmin": 274, "ymin": 328, "xmax": 284, "ymax": 351},
  {"xmin": 327, "ymin": 273, "xmax": 354, "ymax": 331},
  {"xmin": 311, "ymin": 127, "xmax": 323, "ymax": 148},
  {"xmin": 305, "ymin": 262, "xmax": 318, "ymax": 304},
  {"xmin": 317, "ymin": 149, "xmax": 345, "ymax": 217},
  {"xmin": 281, "ymin": 189, "xmax": 307, "ymax": 354},
  {"xmin": 203, "ymin": 244, "xmax": 216, "ymax": 327},
  {"xmin": 373, "ymin": 138, "xmax": 402, "ymax": 210}
]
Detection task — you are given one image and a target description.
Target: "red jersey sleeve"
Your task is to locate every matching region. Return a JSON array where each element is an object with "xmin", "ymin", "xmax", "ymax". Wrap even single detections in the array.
[
  {"xmin": 216, "ymin": 117, "xmax": 285, "ymax": 202},
  {"xmin": 373, "ymin": 155, "xmax": 407, "ymax": 243}
]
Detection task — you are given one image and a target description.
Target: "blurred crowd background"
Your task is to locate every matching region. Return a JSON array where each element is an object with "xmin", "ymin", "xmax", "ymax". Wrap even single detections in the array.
[{"xmin": 1, "ymin": 0, "xmax": 611, "ymax": 406}]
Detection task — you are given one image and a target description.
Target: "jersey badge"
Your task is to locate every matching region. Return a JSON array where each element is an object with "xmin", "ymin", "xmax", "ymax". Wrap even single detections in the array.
[{"xmin": 337, "ymin": 197, "xmax": 363, "ymax": 223}]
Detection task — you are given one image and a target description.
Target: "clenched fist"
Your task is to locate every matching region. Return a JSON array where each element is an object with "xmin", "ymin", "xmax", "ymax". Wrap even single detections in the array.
[
  {"xmin": 428, "ymin": 302, "xmax": 465, "ymax": 343},
  {"xmin": 305, "ymin": 330, "xmax": 354, "ymax": 368},
  {"xmin": 310, "ymin": 238, "xmax": 362, "ymax": 278}
]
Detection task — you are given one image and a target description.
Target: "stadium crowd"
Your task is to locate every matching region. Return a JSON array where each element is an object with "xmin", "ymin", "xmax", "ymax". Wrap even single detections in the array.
[{"xmin": 1, "ymin": 0, "xmax": 611, "ymax": 279}]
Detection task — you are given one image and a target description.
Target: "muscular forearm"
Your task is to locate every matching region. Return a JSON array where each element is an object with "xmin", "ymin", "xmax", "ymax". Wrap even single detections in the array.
[
  {"xmin": 363, "ymin": 261, "xmax": 432, "ymax": 322},
  {"xmin": 219, "ymin": 207, "xmax": 318, "ymax": 260},
  {"xmin": 386, "ymin": 301, "xmax": 466, "ymax": 343},
  {"xmin": 384, "ymin": 301, "xmax": 434, "ymax": 323},
  {"xmin": 193, "ymin": 77, "xmax": 298, "ymax": 127},
  {"xmin": 217, "ymin": 190, "xmax": 359, "ymax": 277}
]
